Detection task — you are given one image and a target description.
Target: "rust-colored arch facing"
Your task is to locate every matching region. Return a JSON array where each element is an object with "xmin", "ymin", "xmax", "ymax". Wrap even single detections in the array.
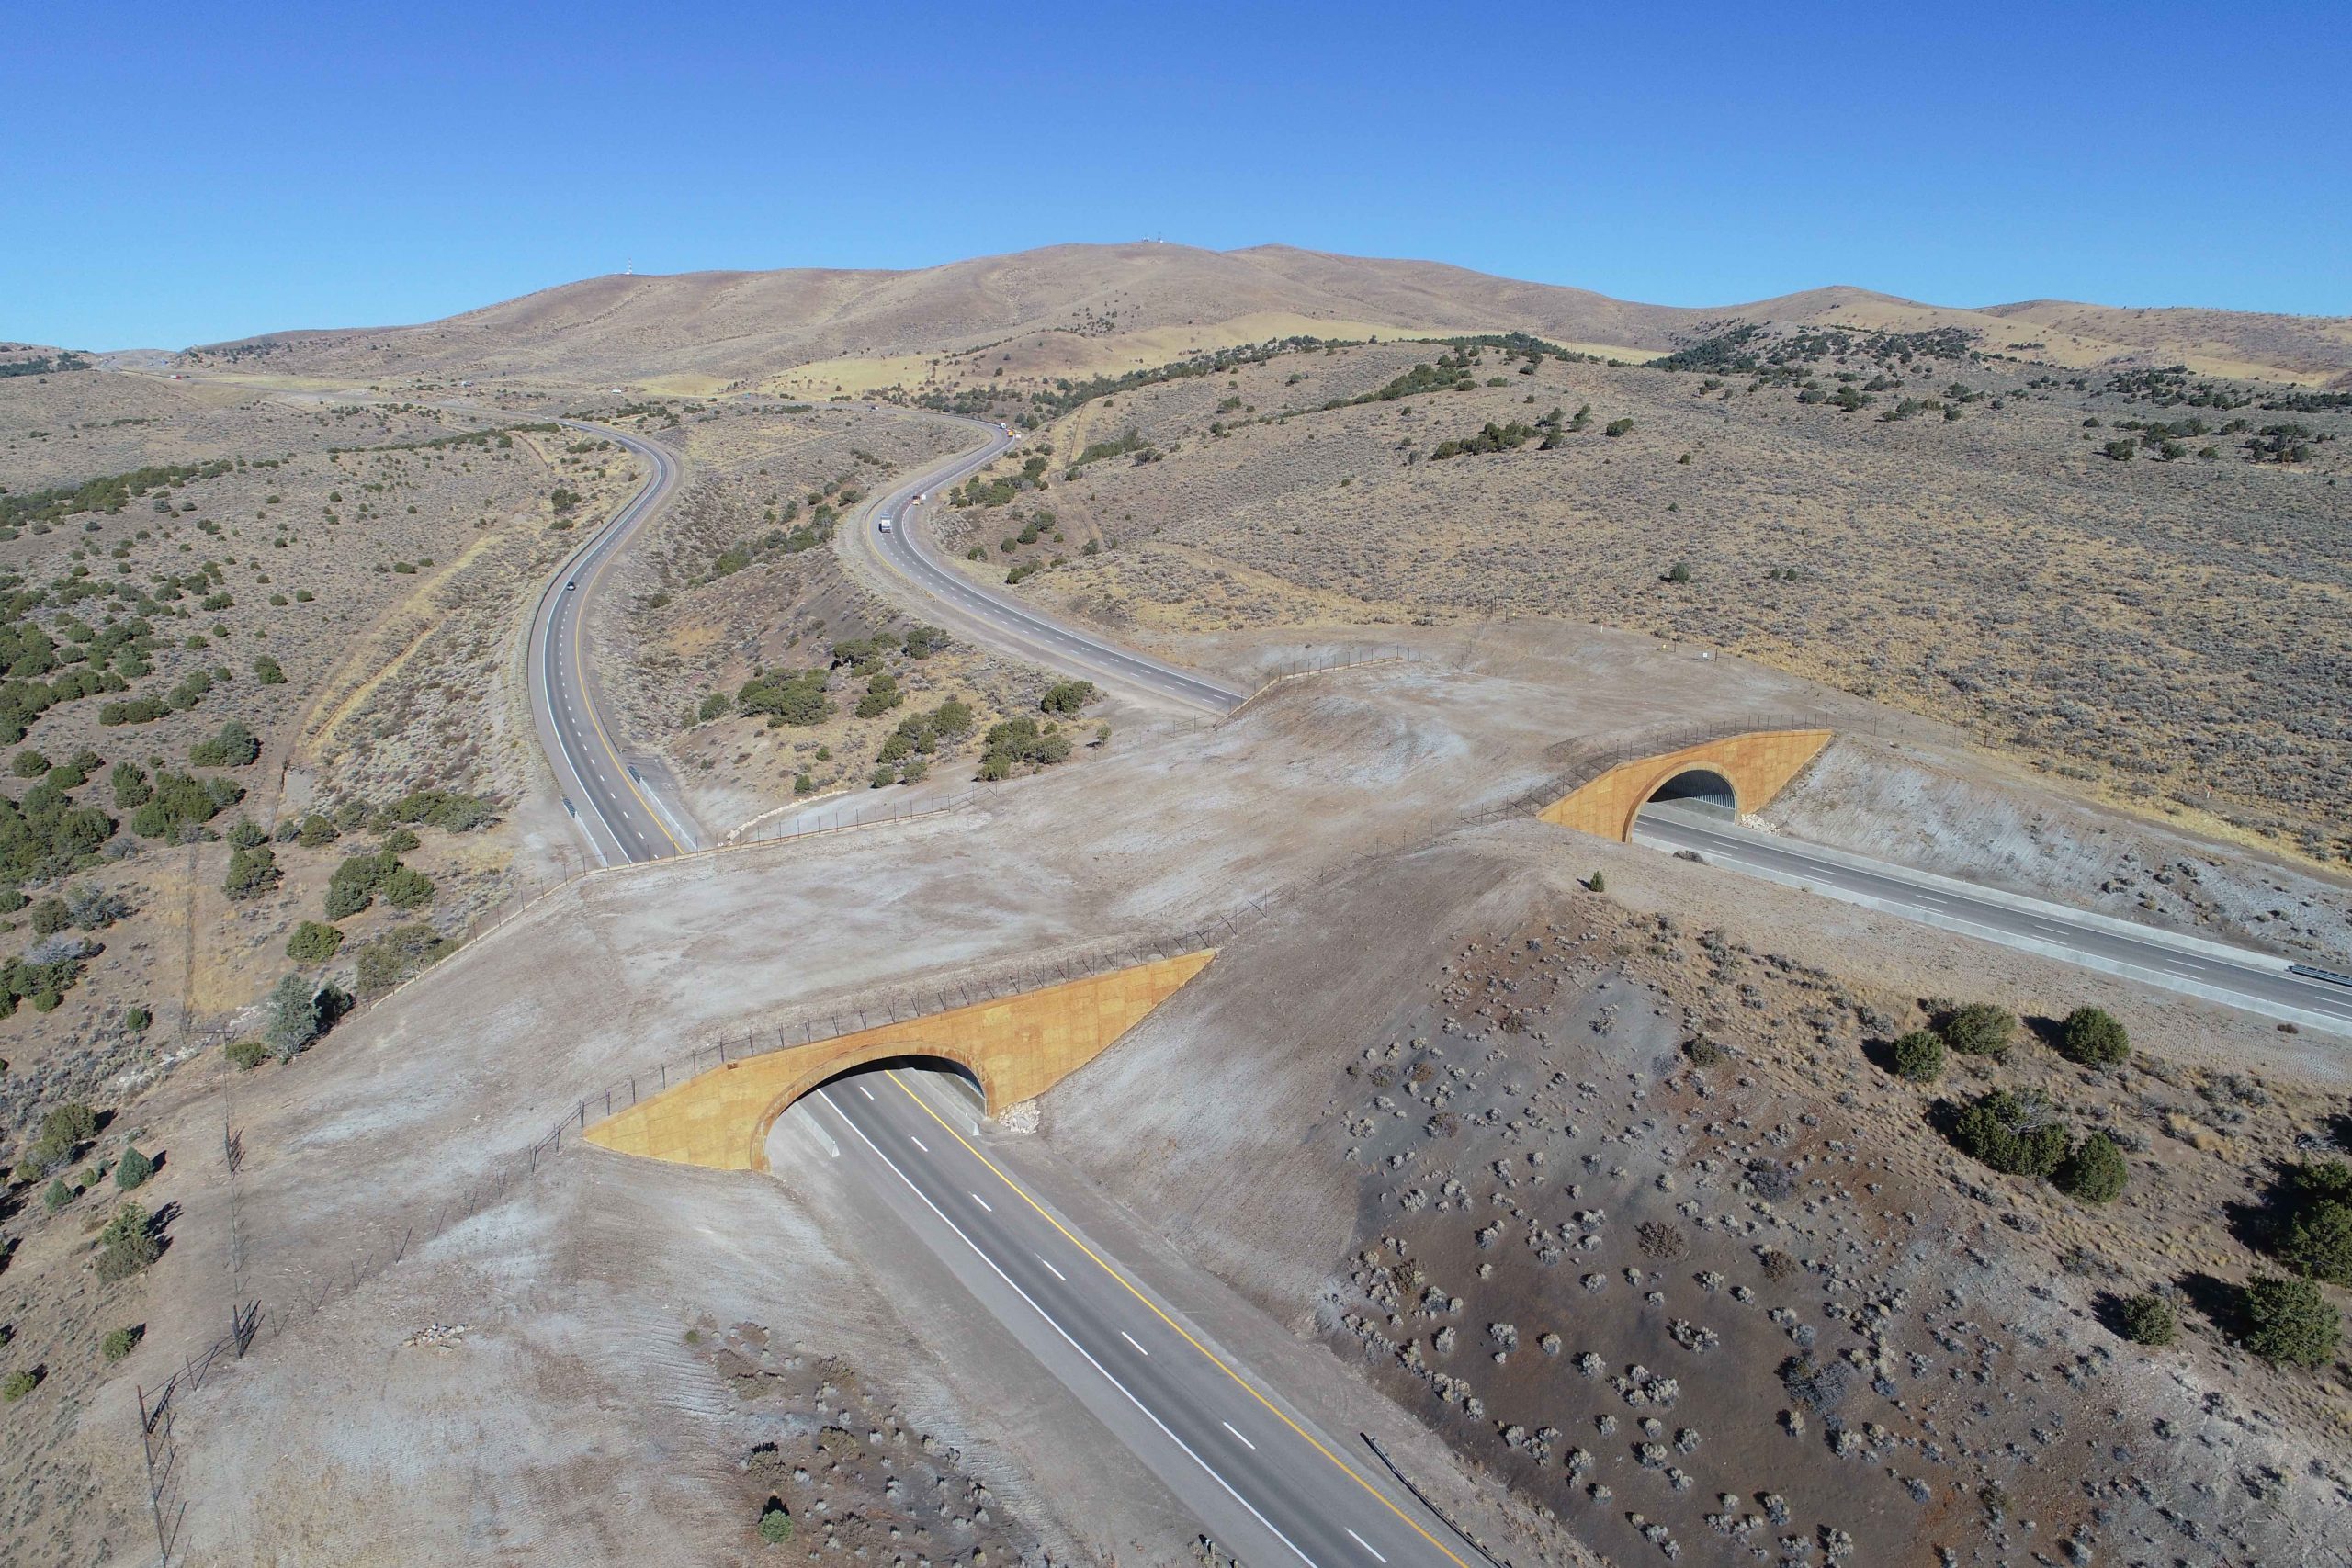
[
  {"xmin": 1538, "ymin": 728, "xmax": 1831, "ymax": 842},
  {"xmin": 582, "ymin": 951, "xmax": 1215, "ymax": 1172}
]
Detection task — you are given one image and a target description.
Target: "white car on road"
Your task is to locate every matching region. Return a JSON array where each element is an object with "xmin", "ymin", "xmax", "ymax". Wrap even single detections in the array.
[{"xmin": 877, "ymin": 517, "xmax": 893, "ymax": 533}]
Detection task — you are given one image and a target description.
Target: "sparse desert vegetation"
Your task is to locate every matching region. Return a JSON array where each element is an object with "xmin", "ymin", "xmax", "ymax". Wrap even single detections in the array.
[
  {"xmin": 899, "ymin": 326, "xmax": 2351, "ymax": 867},
  {"xmin": 3, "ymin": 234, "xmax": 2348, "ymax": 1568}
]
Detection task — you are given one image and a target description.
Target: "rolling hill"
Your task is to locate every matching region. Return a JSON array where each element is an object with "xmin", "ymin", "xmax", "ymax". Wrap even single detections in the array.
[{"xmin": 181, "ymin": 243, "xmax": 2352, "ymax": 391}]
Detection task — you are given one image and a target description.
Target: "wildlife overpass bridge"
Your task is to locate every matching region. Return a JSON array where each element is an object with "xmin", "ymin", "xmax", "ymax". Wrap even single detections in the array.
[
  {"xmin": 1538, "ymin": 728, "xmax": 1831, "ymax": 840},
  {"xmin": 582, "ymin": 952, "xmax": 1214, "ymax": 1170}
]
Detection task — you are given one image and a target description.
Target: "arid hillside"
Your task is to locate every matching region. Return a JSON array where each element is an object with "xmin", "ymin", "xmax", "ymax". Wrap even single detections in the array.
[
  {"xmin": 177, "ymin": 243, "xmax": 2352, "ymax": 392},
  {"xmin": 924, "ymin": 329, "xmax": 2351, "ymax": 868}
]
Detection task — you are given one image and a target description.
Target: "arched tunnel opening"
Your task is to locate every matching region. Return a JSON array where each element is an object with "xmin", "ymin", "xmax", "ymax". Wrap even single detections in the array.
[
  {"xmin": 780, "ymin": 1048, "xmax": 983, "ymax": 1133},
  {"xmin": 1639, "ymin": 767, "xmax": 1738, "ymax": 823},
  {"xmin": 808, "ymin": 1054, "xmax": 987, "ymax": 1116},
  {"xmin": 765, "ymin": 1053, "xmax": 989, "ymax": 1169}
]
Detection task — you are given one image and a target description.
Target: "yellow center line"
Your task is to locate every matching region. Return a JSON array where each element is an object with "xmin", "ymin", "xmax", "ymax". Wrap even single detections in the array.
[
  {"xmin": 569, "ymin": 436, "xmax": 684, "ymax": 855},
  {"xmin": 886, "ymin": 1072, "xmax": 1471, "ymax": 1568}
]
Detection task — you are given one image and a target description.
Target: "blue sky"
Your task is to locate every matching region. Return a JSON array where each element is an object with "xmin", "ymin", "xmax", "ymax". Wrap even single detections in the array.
[{"xmin": 9, "ymin": 1, "xmax": 2346, "ymax": 348}]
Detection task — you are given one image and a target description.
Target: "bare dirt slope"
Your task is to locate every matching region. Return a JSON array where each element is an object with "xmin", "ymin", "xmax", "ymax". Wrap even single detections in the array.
[
  {"xmin": 178, "ymin": 243, "xmax": 2352, "ymax": 389},
  {"xmin": 1043, "ymin": 837, "xmax": 2352, "ymax": 1565}
]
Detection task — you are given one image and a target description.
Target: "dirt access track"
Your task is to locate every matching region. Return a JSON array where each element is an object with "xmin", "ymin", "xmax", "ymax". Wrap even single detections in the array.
[{"xmin": 128, "ymin": 619, "xmax": 2343, "ymax": 1563}]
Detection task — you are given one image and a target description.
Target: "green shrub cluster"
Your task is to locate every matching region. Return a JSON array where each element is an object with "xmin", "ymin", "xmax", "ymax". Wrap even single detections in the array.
[
  {"xmin": 2241, "ymin": 1274, "xmax": 2339, "ymax": 1366},
  {"xmin": 0, "ymin": 457, "xmax": 230, "ymax": 532},
  {"xmin": 96, "ymin": 1201, "xmax": 160, "ymax": 1283},
  {"xmin": 188, "ymin": 718, "xmax": 260, "ymax": 768},
  {"xmin": 1891, "ymin": 1031, "xmax": 1945, "ymax": 1082},
  {"xmin": 2, "ymin": 937, "xmax": 95, "ymax": 1017},
  {"xmin": 350, "ymin": 921, "xmax": 458, "ymax": 998},
  {"xmin": 976, "ymin": 717, "xmax": 1072, "ymax": 781},
  {"xmin": 2053, "ymin": 1133, "xmax": 2129, "ymax": 1202},
  {"xmin": 1934, "ymin": 1000, "xmax": 2016, "ymax": 1059},
  {"xmin": 0, "ymin": 777, "xmax": 114, "ymax": 881},
  {"xmin": 1430, "ymin": 420, "xmax": 1538, "ymax": 460},
  {"xmin": 114, "ymin": 1145, "xmax": 154, "ymax": 1190},
  {"xmin": 1039, "ymin": 680, "xmax": 1096, "ymax": 716},
  {"xmin": 2270, "ymin": 1159, "xmax": 2352, "ymax": 1285},
  {"xmin": 876, "ymin": 699, "xmax": 974, "ymax": 768},
  {"xmin": 2057, "ymin": 1005, "xmax": 2130, "ymax": 1066},
  {"xmin": 736, "ymin": 668, "xmax": 830, "ymax": 728},
  {"xmin": 1949, "ymin": 1088, "xmax": 2071, "ymax": 1179},
  {"xmin": 11, "ymin": 1101, "xmax": 97, "ymax": 1182},
  {"xmin": 222, "ymin": 843, "xmax": 280, "ymax": 900},
  {"xmin": 855, "ymin": 671, "xmax": 903, "ymax": 719},
  {"xmin": 286, "ymin": 920, "xmax": 344, "ymax": 962},
  {"xmin": 128, "ymin": 768, "xmax": 243, "ymax": 840},
  {"xmin": 264, "ymin": 972, "xmax": 334, "ymax": 1060},
  {"xmin": 2118, "ymin": 1292, "xmax": 2177, "ymax": 1346},
  {"xmin": 383, "ymin": 788, "xmax": 496, "ymax": 833},
  {"xmin": 324, "ymin": 850, "xmax": 432, "ymax": 919},
  {"xmin": 1947, "ymin": 1089, "xmax": 2132, "ymax": 1204}
]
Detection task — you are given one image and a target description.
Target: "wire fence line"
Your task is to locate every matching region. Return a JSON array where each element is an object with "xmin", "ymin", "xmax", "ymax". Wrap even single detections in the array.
[
  {"xmin": 347, "ymin": 792, "xmax": 982, "ymax": 1028},
  {"xmin": 131, "ymin": 1298, "xmax": 258, "ymax": 1567},
  {"xmin": 229, "ymin": 799, "xmax": 1520, "ymax": 1345},
  {"xmin": 1219, "ymin": 646, "xmax": 1429, "ymax": 725}
]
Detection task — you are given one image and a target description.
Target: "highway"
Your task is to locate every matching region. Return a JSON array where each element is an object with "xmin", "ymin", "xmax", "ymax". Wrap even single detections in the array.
[
  {"xmin": 534, "ymin": 411, "xmax": 1244, "ymax": 868},
  {"xmin": 537, "ymin": 412, "xmax": 1435, "ymax": 1562},
  {"xmin": 1635, "ymin": 805, "xmax": 2352, "ymax": 1033},
  {"xmin": 852, "ymin": 413, "xmax": 1248, "ymax": 713},
  {"xmin": 805, "ymin": 1070, "xmax": 1470, "ymax": 1568},
  {"xmin": 528, "ymin": 420, "xmax": 696, "ymax": 865}
]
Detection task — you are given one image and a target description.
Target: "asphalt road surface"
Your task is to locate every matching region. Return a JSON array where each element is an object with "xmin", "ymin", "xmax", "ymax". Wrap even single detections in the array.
[
  {"xmin": 536, "ymin": 412, "xmax": 1243, "ymax": 867},
  {"xmin": 1635, "ymin": 805, "xmax": 2352, "ymax": 1033},
  {"xmin": 803, "ymin": 1070, "xmax": 1471, "ymax": 1568},
  {"xmin": 528, "ymin": 420, "xmax": 695, "ymax": 865},
  {"xmin": 854, "ymin": 415, "xmax": 1247, "ymax": 714}
]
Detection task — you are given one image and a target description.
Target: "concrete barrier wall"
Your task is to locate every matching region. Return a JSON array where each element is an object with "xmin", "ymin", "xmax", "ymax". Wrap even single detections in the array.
[
  {"xmin": 1538, "ymin": 729, "xmax": 1832, "ymax": 841},
  {"xmin": 582, "ymin": 950, "xmax": 1216, "ymax": 1171}
]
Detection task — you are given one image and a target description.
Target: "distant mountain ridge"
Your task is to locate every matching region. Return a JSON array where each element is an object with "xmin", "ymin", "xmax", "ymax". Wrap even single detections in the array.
[{"xmin": 183, "ymin": 242, "xmax": 2352, "ymax": 389}]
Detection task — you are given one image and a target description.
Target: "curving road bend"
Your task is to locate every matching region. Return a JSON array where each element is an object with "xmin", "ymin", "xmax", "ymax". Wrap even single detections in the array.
[
  {"xmin": 850, "ymin": 413, "xmax": 1248, "ymax": 713},
  {"xmin": 535, "ymin": 411, "xmax": 1245, "ymax": 868},
  {"xmin": 528, "ymin": 420, "xmax": 696, "ymax": 865}
]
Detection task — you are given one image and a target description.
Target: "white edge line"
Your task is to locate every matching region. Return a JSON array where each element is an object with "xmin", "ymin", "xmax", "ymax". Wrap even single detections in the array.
[
  {"xmin": 1634, "ymin": 826, "xmax": 2351, "ymax": 1033},
  {"xmin": 817, "ymin": 1090, "xmax": 1322, "ymax": 1568}
]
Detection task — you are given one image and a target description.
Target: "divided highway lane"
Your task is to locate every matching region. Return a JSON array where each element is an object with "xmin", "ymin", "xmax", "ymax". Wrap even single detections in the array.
[
  {"xmin": 855, "ymin": 416, "xmax": 1248, "ymax": 714},
  {"xmin": 530, "ymin": 420, "xmax": 692, "ymax": 865},
  {"xmin": 1635, "ymin": 808, "xmax": 2352, "ymax": 1032},
  {"xmin": 810, "ymin": 1072, "xmax": 1468, "ymax": 1568}
]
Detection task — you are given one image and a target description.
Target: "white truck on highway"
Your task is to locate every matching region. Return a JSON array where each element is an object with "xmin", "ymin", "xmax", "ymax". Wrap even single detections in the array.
[{"xmin": 876, "ymin": 517, "xmax": 893, "ymax": 533}]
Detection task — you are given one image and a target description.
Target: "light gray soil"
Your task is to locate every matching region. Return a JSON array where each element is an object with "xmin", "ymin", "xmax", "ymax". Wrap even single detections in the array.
[{"xmin": 1762, "ymin": 736, "xmax": 2352, "ymax": 963}]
